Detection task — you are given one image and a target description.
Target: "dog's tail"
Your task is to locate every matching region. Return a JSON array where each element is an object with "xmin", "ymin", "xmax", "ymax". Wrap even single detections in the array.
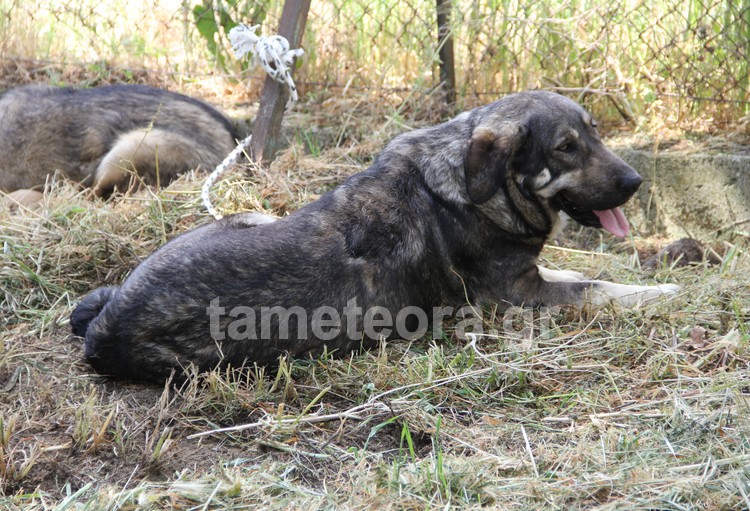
[
  {"xmin": 71, "ymin": 286, "xmax": 134, "ymax": 378},
  {"xmin": 70, "ymin": 287, "xmax": 117, "ymax": 338}
]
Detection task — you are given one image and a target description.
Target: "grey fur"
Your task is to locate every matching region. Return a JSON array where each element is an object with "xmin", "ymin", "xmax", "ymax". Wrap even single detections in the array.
[
  {"xmin": 71, "ymin": 91, "xmax": 677, "ymax": 382},
  {"xmin": 0, "ymin": 84, "xmax": 238, "ymax": 199}
]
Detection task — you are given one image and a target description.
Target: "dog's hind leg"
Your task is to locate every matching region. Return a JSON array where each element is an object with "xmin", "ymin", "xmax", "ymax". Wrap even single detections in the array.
[
  {"xmin": 92, "ymin": 128, "xmax": 203, "ymax": 197},
  {"xmin": 92, "ymin": 129, "xmax": 152, "ymax": 196}
]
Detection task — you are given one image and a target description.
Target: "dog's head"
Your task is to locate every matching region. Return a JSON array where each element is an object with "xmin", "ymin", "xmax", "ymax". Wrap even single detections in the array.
[{"xmin": 464, "ymin": 91, "xmax": 641, "ymax": 237}]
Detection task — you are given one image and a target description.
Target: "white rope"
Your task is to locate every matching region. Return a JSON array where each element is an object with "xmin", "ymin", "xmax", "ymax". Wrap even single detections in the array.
[
  {"xmin": 202, "ymin": 24, "xmax": 304, "ymax": 220},
  {"xmin": 200, "ymin": 134, "xmax": 252, "ymax": 220},
  {"xmin": 229, "ymin": 24, "xmax": 304, "ymax": 109}
]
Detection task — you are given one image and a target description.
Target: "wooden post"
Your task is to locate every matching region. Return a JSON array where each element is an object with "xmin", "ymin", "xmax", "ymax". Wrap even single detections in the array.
[
  {"xmin": 249, "ymin": 0, "xmax": 311, "ymax": 163},
  {"xmin": 436, "ymin": 0, "xmax": 456, "ymax": 104}
]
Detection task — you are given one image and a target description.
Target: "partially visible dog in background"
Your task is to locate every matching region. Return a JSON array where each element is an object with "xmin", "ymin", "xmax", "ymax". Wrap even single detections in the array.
[{"xmin": 0, "ymin": 84, "xmax": 239, "ymax": 206}]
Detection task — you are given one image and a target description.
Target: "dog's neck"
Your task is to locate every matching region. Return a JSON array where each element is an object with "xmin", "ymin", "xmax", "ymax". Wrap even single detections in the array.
[{"xmin": 504, "ymin": 174, "xmax": 557, "ymax": 237}]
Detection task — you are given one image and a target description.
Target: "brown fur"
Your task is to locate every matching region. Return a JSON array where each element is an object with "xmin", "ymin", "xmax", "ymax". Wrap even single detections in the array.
[{"xmin": 0, "ymin": 84, "xmax": 239, "ymax": 201}]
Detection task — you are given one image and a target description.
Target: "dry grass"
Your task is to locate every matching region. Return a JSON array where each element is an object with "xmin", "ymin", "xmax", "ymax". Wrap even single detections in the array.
[
  {"xmin": 1, "ymin": 2, "xmax": 750, "ymax": 506},
  {"xmin": 1, "ymin": 89, "xmax": 750, "ymax": 509}
]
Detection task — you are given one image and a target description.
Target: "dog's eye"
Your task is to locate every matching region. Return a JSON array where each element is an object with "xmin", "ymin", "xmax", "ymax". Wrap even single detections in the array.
[
  {"xmin": 556, "ymin": 142, "xmax": 575, "ymax": 153},
  {"xmin": 591, "ymin": 119, "xmax": 598, "ymax": 129}
]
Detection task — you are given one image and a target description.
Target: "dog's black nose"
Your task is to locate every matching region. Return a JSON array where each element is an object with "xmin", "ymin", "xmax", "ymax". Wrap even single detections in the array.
[{"xmin": 619, "ymin": 172, "xmax": 642, "ymax": 195}]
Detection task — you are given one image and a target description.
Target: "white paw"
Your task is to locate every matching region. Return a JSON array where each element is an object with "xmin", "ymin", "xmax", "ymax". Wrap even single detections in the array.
[
  {"xmin": 538, "ymin": 266, "xmax": 587, "ymax": 283},
  {"xmin": 590, "ymin": 281, "xmax": 680, "ymax": 307},
  {"xmin": 654, "ymin": 284, "xmax": 681, "ymax": 297}
]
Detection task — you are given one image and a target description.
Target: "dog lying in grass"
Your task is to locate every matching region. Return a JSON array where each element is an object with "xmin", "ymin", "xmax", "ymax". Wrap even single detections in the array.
[
  {"xmin": 71, "ymin": 91, "xmax": 679, "ymax": 382},
  {"xmin": 0, "ymin": 84, "xmax": 238, "ymax": 206}
]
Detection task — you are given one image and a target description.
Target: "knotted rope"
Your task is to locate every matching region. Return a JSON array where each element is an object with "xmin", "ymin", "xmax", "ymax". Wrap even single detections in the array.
[{"xmin": 201, "ymin": 24, "xmax": 304, "ymax": 220}]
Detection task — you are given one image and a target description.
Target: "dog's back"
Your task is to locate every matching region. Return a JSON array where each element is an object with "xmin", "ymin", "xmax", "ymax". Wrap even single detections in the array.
[{"xmin": 0, "ymin": 84, "xmax": 238, "ymax": 195}]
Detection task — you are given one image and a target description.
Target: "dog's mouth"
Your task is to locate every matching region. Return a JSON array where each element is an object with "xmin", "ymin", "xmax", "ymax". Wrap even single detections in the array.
[{"xmin": 553, "ymin": 193, "xmax": 631, "ymax": 237}]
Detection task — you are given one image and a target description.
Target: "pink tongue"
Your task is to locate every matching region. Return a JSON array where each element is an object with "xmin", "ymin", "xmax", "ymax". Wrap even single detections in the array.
[{"xmin": 593, "ymin": 207, "xmax": 630, "ymax": 237}]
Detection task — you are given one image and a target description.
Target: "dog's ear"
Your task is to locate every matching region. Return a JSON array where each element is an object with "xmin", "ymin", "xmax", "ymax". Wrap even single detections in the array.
[{"xmin": 464, "ymin": 123, "xmax": 527, "ymax": 204}]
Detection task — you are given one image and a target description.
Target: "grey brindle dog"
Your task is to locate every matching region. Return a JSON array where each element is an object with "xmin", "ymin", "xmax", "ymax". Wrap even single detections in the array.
[
  {"xmin": 0, "ymin": 84, "xmax": 238, "ymax": 205},
  {"xmin": 71, "ymin": 91, "xmax": 679, "ymax": 382}
]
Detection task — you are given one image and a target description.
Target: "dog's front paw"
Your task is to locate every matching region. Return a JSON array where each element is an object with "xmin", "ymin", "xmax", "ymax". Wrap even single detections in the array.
[
  {"xmin": 632, "ymin": 283, "xmax": 681, "ymax": 306},
  {"xmin": 654, "ymin": 283, "xmax": 681, "ymax": 297},
  {"xmin": 538, "ymin": 266, "xmax": 588, "ymax": 283},
  {"xmin": 590, "ymin": 281, "xmax": 680, "ymax": 307}
]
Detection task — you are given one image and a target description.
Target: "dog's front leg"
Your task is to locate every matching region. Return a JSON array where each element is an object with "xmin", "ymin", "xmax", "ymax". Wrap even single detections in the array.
[
  {"xmin": 586, "ymin": 280, "xmax": 680, "ymax": 307},
  {"xmin": 531, "ymin": 267, "xmax": 679, "ymax": 307}
]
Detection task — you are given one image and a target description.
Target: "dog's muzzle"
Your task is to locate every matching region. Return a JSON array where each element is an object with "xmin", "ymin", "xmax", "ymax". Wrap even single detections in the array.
[{"xmin": 552, "ymin": 171, "xmax": 642, "ymax": 238}]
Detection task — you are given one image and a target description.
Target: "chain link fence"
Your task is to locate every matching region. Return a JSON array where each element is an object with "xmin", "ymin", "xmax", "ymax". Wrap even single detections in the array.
[
  {"xmin": 1, "ymin": 0, "xmax": 748, "ymax": 126},
  {"xmin": 298, "ymin": 0, "xmax": 750, "ymax": 125}
]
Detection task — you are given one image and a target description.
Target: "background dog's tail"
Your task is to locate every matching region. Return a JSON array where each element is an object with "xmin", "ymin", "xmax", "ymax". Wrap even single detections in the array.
[{"xmin": 70, "ymin": 287, "xmax": 116, "ymax": 338}]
